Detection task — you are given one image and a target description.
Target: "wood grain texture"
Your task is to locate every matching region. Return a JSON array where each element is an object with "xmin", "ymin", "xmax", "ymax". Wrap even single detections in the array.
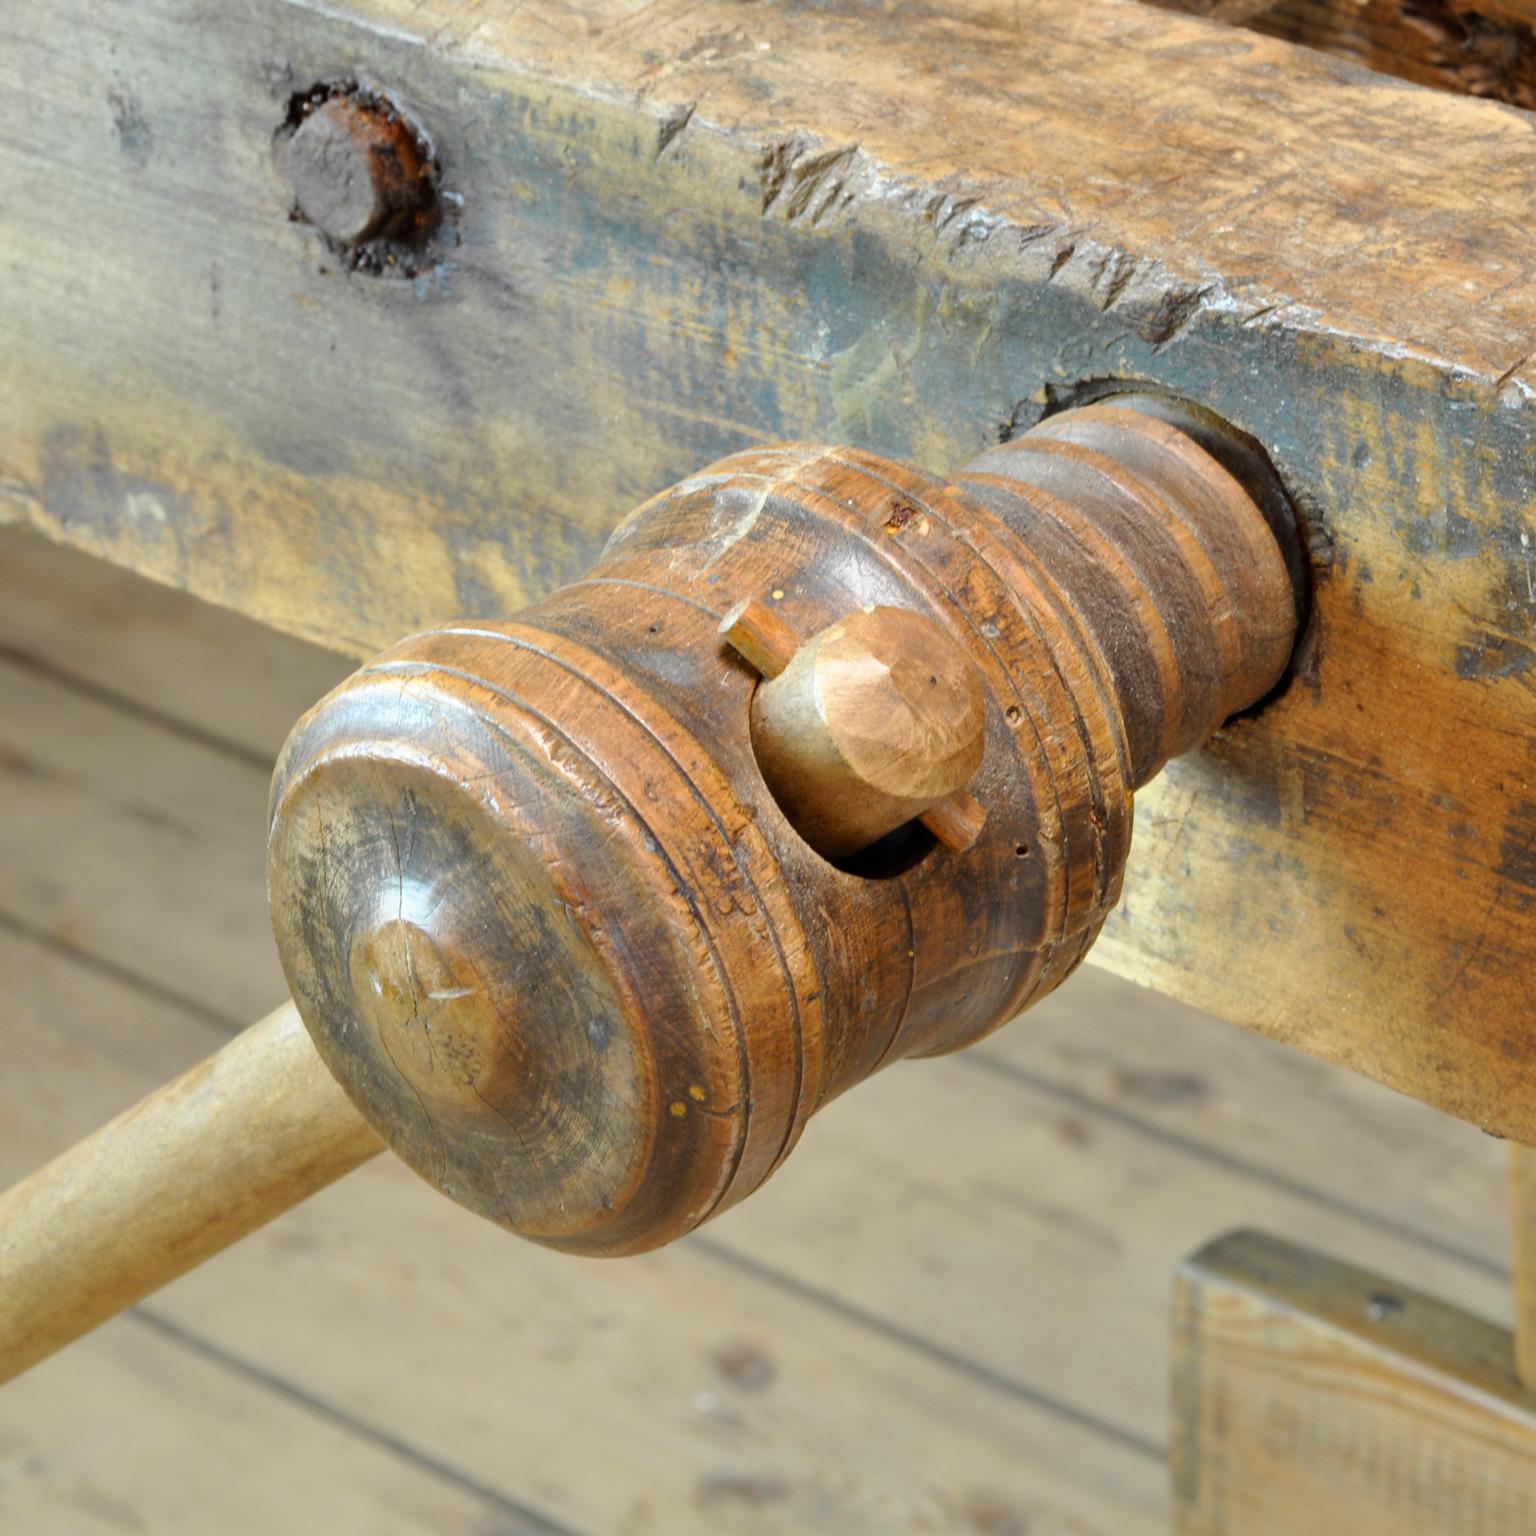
[
  {"xmin": 0, "ymin": 1004, "xmax": 382, "ymax": 1384},
  {"xmin": 0, "ymin": 1324, "xmax": 541, "ymax": 1536},
  {"xmin": 5, "ymin": 0, "xmax": 1534, "ymax": 1137},
  {"xmin": 0, "ymin": 528, "xmax": 352, "ymax": 763},
  {"xmin": 1172, "ymin": 1229, "xmax": 1536, "ymax": 1534}
]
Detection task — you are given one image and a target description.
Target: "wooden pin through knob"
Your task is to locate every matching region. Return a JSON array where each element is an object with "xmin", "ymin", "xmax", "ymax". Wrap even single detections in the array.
[
  {"xmin": 719, "ymin": 595, "xmax": 800, "ymax": 679},
  {"xmin": 720, "ymin": 598, "xmax": 987, "ymax": 860}
]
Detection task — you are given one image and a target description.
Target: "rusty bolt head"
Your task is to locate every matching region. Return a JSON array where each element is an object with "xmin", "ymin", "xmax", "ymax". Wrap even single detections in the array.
[{"xmin": 281, "ymin": 95, "xmax": 428, "ymax": 246}]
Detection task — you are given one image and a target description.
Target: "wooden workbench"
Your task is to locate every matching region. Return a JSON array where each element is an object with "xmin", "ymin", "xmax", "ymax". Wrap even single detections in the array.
[{"xmin": 3, "ymin": 1, "xmax": 1534, "ymax": 1527}]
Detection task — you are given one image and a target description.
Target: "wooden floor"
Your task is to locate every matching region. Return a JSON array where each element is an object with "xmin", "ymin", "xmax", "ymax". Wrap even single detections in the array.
[{"xmin": 0, "ymin": 527, "xmax": 1514, "ymax": 1535}]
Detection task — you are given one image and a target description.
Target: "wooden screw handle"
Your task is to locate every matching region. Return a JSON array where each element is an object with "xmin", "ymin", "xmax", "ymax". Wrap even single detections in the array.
[
  {"xmin": 0, "ymin": 396, "xmax": 1303, "ymax": 1383},
  {"xmin": 0, "ymin": 1004, "xmax": 382, "ymax": 1385},
  {"xmin": 266, "ymin": 397, "xmax": 1300, "ymax": 1258}
]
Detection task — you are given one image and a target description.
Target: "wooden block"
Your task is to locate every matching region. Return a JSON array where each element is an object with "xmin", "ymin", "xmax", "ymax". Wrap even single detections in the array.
[{"xmin": 1172, "ymin": 1229, "xmax": 1536, "ymax": 1535}]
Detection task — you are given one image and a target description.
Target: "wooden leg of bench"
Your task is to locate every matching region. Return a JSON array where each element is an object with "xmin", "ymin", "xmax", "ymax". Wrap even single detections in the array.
[
  {"xmin": 1510, "ymin": 1143, "xmax": 1536, "ymax": 1390},
  {"xmin": 1170, "ymin": 1228, "xmax": 1536, "ymax": 1534}
]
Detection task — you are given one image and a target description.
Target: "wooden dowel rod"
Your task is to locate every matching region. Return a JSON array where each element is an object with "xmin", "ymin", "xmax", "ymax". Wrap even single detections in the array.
[{"xmin": 0, "ymin": 1002, "xmax": 383, "ymax": 1384}]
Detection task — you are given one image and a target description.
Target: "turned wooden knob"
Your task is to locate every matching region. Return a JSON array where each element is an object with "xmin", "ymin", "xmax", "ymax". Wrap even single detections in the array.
[
  {"xmin": 268, "ymin": 397, "xmax": 1302, "ymax": 1257},
  {"xmin": 0, "ymin": 394, "xmax": 1309, "ymax": 1388},
  {"xmin": 720, "ymin": 600, "xmax": 986, "ymax": 859}
]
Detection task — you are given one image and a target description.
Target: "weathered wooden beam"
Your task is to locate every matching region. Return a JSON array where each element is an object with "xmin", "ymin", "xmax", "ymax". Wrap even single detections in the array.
[
  {"xmin": 1173, "ymin": 1229, "xmax": 1536, "ymax": 1534},
  {"xmin": 3, "ymin": 0, "xmax": 1534, "ymax": 1137}
]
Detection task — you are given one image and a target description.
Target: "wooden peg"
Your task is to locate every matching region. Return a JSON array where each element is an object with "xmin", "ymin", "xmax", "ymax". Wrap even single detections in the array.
[
  {"xmin": 719, "ymin": 594, "xmax": 800, "ymax": 678},
  {"xmin": 748, "ymin": 605, "xmax": 987, "ymax": 861},
  {"xmin": 919, "ymin": 788, "xmax": 988, "ymax": 851},
  {"xmin": 721, "ymin": 597, "xmax": 989, "ymax": 860}
]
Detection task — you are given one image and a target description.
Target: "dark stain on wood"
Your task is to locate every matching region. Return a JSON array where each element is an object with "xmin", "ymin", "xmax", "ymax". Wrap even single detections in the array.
[
  {"xmin": 1456, "ymin": 632, "xmax": 1535, "ymax": 680},
  {"xmin": 713, "ymin": 1339, "xmax": 778, "ymax": 1389},
  {"xmin": 1113, "ymin": 1068, "xmax": 1211, "ymax": 1107},
  {"xmin": 106, "ymin": 89, "xmax": 153, "ymax": 167}
]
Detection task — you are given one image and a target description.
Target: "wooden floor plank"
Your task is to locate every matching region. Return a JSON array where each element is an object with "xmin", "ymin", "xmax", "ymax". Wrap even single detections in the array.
[
  {"xmin": 709, "ymin": 1047, "xmax": 1508, "ymax": 1445},
  {"xmin": 0, "ymin": 1308, "xmax": 563, "ymax": 1536},
  {"xmin": 0, "ymin": 528, "xmax": 348, "ymax": 761},
  {"xmin": 0, "ymin": 644, "xmax": 288, "ymax": 1023},
  {"xmin": 975, "ymin": 966, "xmax": 1508, "ymax": 1274},
  {"xmin": 0, "ymin": 534, "xmax": 1515, "ymax": 1531}
]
